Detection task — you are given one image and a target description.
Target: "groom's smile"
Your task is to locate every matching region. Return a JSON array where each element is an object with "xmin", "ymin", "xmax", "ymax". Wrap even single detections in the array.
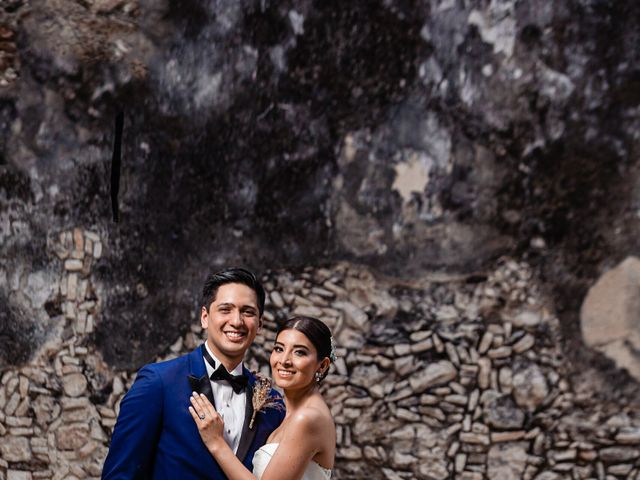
[
  {"xmin": 223, "ymin": 330, "xmax": 246, "ymax": 341},
  {"xmin": 201, "ymin": 282, "xmax": 262, "ymax": 371}
]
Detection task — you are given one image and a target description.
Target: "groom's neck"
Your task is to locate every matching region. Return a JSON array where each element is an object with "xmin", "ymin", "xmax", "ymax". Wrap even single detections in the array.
[{"xmin": 206, "ymin": 340, "xmax": 243, "ymax": 372}]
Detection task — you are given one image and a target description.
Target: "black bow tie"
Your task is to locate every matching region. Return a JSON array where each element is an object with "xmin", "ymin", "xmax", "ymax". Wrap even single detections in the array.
[
  {"xmin": 210, "ymin": 364, "xmax": 248, "ymax": 394},
  {"xmin": 202, "ymin": 344, "xmax": 248, "ymax": 394}
]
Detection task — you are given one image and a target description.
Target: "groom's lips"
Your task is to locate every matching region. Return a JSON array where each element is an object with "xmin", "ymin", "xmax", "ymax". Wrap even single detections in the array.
[{"xmin": 223, "ymin": 330, "xmax": 246, "ymax": 342}]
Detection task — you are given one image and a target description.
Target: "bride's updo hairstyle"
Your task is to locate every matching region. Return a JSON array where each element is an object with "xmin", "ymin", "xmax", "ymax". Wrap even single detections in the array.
[{"xmin": 276, "ymin": 316, "xmax": 334, "ymax": 381}]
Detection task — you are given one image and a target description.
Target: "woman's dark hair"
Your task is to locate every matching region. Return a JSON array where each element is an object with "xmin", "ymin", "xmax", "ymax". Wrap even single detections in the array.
[
  {"xmin": 201, "ymin": 268, "xmax": 266, "ymax": 315},
  {"xmin": 276, "ymin": 316, "xmax": 333, "ymax": 381}
]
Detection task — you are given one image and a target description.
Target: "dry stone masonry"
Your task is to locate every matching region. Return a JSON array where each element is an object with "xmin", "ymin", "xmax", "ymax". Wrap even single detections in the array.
[
  {"xmin": 0, "ymin": 228, "xmax": 639, "ymax": 479},
  {"xmin": 2, "ymin": 0, "xmax": 640, "ymax": 478},
  {"xmin": 1, "ymin": 227, "xmax": 109, "ymax": 480}
]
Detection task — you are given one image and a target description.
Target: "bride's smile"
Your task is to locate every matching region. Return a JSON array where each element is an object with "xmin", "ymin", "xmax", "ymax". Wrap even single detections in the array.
[{"xmin": 270, "ymin": 329, "xmax": 325, "ymax": 389}]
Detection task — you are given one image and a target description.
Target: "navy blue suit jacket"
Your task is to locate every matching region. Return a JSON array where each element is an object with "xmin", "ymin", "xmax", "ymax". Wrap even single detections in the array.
[{"xmin": 102, "ymin": 345, "xmax": 284, "ymax": 479}]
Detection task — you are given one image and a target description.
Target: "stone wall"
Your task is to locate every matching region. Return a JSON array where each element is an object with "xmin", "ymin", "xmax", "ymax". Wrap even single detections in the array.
[
  {"xmin": 1, "ymin": 228, "xmax": 639, "ymax": 480},
  {"xmin": 3, "ymin": 0, "xmax": 640, "ymax": 372},
  {"xmin": 2, "ymin": 0, "xmax": 640, "ymax": 478}
]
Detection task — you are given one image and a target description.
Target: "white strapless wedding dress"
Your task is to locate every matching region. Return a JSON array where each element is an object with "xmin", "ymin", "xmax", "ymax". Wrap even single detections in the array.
[{"xmin": 252, "ymin": 443, "xmax": 332, "ymax": 480}]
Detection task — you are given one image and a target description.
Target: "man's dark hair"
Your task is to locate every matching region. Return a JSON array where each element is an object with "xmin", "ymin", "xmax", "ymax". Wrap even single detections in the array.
[{"xmin": 201, "ymin": 268, "xmax": 266, "ymax": 315}]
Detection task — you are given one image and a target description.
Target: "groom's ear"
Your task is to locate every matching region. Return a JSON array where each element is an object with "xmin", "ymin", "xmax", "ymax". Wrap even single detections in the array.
[{"xmin": 200, "ymin": 305, "xmax": 209, "ymax": 330}]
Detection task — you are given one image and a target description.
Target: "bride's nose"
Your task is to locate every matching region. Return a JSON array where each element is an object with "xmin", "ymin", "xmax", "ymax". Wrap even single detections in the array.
[{"xmin": 281, "ymin": 350, "xmax": 293, "ymax": 365}]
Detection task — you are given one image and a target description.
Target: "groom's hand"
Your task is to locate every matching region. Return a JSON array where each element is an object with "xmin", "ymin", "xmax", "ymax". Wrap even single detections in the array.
[{"xmin": 189, "ymin": 392, "xmax": 226, "ymax": 453}]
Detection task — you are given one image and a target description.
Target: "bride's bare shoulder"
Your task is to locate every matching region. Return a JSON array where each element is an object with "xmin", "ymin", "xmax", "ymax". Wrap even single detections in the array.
[{"xmin": 288, "ymin": 402, "xmax": 334, "ymax": 435}]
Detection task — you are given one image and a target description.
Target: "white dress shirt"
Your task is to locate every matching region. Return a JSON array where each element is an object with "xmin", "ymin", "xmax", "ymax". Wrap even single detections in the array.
[{"xmin": 203, "ymin": 342, "xmax": 247, "ymax": 453}]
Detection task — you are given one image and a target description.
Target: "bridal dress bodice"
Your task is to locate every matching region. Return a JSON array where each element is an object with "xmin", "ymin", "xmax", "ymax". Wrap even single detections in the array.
[{"xmin": 252, "ymin": 443, "xmax": 332, "ymax": 480}]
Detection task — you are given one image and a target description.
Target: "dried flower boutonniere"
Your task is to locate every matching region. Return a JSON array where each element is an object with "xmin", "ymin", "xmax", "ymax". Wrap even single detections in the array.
[{"xmin": 249, "ymin": 372, "xmax": 284, "ymax": 430}]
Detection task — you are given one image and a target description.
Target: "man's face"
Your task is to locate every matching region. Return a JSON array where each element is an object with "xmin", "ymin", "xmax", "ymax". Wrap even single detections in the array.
[{"xmin": 201, "ymin": 282, "xmax": 262, "ymax": 368}]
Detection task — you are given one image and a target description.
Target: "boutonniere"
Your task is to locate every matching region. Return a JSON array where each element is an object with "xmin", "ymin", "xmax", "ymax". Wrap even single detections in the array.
[{"xmin": 249, "ymin": 372, "xmax": 284, "ymax": 430}]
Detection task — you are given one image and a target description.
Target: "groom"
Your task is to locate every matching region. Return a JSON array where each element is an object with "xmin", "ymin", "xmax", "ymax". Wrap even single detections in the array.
[{"xmin": 102, "ymin": 268, "xmax": 284, "ymax": 479}]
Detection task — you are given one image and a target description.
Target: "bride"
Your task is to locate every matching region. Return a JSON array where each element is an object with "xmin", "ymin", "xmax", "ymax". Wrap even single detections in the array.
[{"xmin": 189, "ymin": 316, "xmax": 336, "ymax": 480}]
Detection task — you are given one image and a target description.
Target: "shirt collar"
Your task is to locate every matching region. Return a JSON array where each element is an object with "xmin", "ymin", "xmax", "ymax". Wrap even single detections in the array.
[{"xmin": 203, "ymin": 341, "xmax": 244, "ymax": 376}]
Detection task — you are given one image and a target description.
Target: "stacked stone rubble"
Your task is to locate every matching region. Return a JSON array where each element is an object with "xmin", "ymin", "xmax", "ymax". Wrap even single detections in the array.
[
  {"xmin": 0, "ymin": 22, "xmax": 18, "ymax": 87},
  {"xmin": 1, "ymin": 229, "xmax": 639, "ymax": 480},
  {"xmin": 1, "ymin": 228, "xmax": 110, "ymax": 480},
  {"xmin": 247, "ymin": 263, "xmax": 640, "ymax": 480}
]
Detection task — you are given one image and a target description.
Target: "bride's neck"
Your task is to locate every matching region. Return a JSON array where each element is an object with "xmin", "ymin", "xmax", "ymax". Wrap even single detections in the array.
[{"xmin": 283, "ymin": 383, "xmax": 318, "ymax": 412}]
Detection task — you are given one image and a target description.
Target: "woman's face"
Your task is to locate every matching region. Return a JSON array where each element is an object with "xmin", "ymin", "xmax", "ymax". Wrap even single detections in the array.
[{"xmin": 270, "ymin": 329, "xmax": 324, "ymax": 390}]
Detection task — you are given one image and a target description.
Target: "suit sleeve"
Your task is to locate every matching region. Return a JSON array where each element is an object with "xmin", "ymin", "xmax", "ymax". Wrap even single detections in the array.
[{"xmin": 101, "ymin": 365, "xmax": 164, "ymax": 479}]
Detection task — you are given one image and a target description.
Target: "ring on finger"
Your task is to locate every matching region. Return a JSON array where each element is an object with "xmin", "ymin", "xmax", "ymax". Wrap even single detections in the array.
[{"xmin": 198, "ymin": 412, "xmax": 206, "ymax": 420}]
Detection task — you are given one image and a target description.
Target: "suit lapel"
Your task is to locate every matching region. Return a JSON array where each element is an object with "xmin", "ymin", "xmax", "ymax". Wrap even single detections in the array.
[
  {"xmin": 186, "ymin": 344, "xmax": 215, "ymax": 408},
  {"xmin": 235, "ymin": 369, "xmax": 256, "ymax": 462},
  {"xmin": 188, "ymin": 347, "xmax": 258, "ymax": 461}
]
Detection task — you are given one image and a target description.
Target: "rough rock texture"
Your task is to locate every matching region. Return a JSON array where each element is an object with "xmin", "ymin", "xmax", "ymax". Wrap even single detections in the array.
[
  {"xmin": 1, "ymin": 0, "xmax": 639, "ymax": 369},
  {"xmin": 0, "ymin": 254, "xmax": 639, "ymax": 479},
  {"xmin": 2, "ymin": 0, "xmax": 640, "ymax": 478},
  {"xmin": 581, "ymin": 256, "xmax": 640, "ymax": 382}
]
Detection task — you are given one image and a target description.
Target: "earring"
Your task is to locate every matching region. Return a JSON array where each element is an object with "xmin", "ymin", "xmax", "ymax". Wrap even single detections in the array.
[{"xmin": 315, "ymin": 371, "xmax": 322, "ymax": 382}]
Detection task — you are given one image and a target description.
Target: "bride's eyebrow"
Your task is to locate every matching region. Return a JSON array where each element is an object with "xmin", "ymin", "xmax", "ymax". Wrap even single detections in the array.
[{"xmin": 272, "ymin": 341, "xmax": 309, "ymax": 350}]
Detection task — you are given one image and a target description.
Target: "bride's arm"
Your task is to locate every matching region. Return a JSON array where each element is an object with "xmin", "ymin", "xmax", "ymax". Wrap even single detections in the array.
[{"xmin": 189, "ymin": 393, "xmax": 257, "ymax": 480}]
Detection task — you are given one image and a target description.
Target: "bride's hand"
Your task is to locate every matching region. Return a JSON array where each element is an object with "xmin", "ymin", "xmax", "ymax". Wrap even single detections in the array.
[{"xmin": 189, "ymin": 393, "xmax": 226, "ymax": 453}]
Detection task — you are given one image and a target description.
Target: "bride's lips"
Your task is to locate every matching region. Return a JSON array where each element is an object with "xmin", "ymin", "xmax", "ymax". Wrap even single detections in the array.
[{"xmin": 277, "ymin": 369, "xmax": 295, "ymax": 377}]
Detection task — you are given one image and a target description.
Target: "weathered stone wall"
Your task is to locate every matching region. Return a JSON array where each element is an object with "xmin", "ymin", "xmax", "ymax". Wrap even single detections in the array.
[
  {"xmin": 2, "ymin": 0, "xmax": 640, "ymax": 478},
  {"xmin": 2, "ymin": 0, "xmax": 639, "ymax": 366},
  {"xmin": 1, "ymin": 228, "xmax": 639, "ymax": 480}
]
